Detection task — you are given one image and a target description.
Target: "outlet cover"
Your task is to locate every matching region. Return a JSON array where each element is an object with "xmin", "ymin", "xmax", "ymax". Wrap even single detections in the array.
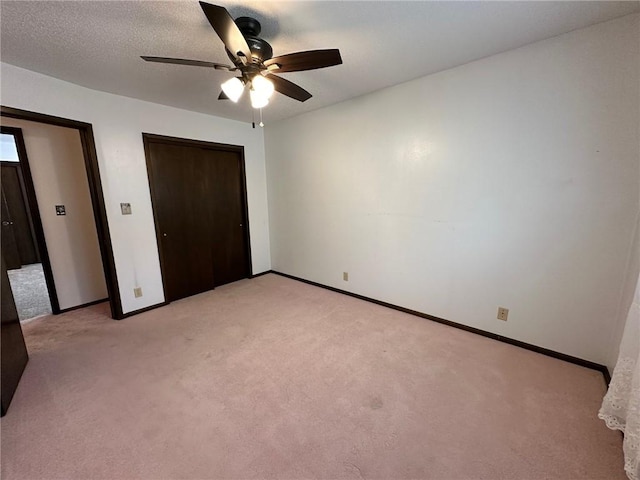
[
  {"xmin": 134, "ymin": 287, "xmax": 143, "ymax": 298},
  {"xmin": 497, "ymin": 307, "xmax": 509, "ymax": 321},
  {"xmin": 121, "ymin": 203, "xmax": 132, "ymax": 215},
  {"xmin": 343, "ymin": 272, "xmax": 349, "ymax": 281}
]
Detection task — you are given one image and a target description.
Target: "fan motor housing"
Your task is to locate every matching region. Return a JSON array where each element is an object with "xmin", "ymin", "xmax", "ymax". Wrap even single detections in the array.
[
  {"xmin": 246, "ymin": 36, "xmax": 273, "ymax": 62},
  {"xmin": 235, "ymin": 16, "xmax": 273, "ymax": 62}
]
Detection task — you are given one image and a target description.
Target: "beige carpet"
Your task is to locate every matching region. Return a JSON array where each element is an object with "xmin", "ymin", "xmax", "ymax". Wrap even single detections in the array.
[{"xmin": 0, "ymin": 274, "xmax": 624, "ymax": 479}]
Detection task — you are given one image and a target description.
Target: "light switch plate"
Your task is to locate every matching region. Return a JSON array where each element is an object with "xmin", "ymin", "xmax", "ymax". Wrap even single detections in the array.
[{"xmin": 120, "ymin": 203, "xmax": 132, "ymax": 215}]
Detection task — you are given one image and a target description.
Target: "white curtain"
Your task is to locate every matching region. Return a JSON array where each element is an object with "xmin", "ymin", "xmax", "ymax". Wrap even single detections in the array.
[{"xmin": 600, "ymin": 275, "xmax": 640, "ymax": 480}]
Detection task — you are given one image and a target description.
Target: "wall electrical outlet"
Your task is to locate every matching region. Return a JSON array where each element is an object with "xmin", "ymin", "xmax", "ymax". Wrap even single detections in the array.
[
  {"xmin": 497, "ymin": 307, "xmax": 509, "ymax": 321},
  {"xmin": 343, "ymin": 272, "xmax": 349, "ymax": 281},
  {"xmin": 134, "ymin": 287, "xmax": 143, "ymax": 298}
]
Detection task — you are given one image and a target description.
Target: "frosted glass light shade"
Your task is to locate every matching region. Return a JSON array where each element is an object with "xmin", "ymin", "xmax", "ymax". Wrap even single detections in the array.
[
  {"xmin": 251, "ymin": 75, "xmax": 274, "ymax": 99},
  {"xmin": 221, "ymin": 77, "xmax": 244, "ymax": 102},
  {"xmin": 250, "ymin": 88, "xmax": 269, "ymax": 109}
]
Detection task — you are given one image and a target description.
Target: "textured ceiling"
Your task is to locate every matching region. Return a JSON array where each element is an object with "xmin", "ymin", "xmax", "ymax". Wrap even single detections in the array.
[{"xmin": 1, "ymin": 1, "xmax": 639, "ymax": 124}]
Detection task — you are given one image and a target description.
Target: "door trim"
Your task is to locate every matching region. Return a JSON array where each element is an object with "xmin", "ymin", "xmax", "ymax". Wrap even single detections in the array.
[
  {"xmin": 142, "ymin": 133, "xmax": 253, "ymax": 303},
  {"xmin": 1, "ymin": 127, "xmax": 61, "ymax": 313},
  {"xmin": 1, "ymin": 106, "xmax": 122, "ymax": 319}
]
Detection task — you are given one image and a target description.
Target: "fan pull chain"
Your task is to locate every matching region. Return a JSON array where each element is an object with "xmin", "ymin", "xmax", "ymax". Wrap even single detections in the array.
[
  {"xmin": 259, "ymin": 108, "xmax": 264, "ymax": 128},
  {"xmin": 252, "ymin": 108, "xmax": 256, "ymax": 129}
]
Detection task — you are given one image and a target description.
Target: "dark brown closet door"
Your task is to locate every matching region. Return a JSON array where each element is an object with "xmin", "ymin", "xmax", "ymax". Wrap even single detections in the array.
[
  {"xmin": 145, "ymin": 136, "xmax": 250, "ymax": 303},
  {"xmin": 147, "ymin": 143, "xmax": 216, "ymax": 302},
  {"xmin": 208, "ymin": 149, "xmax": 249, "ymax": 287}
]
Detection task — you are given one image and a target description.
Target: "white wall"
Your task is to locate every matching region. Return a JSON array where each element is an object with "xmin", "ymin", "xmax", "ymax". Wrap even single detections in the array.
[
  {"xmin": 265, "ymin": 14, "xmax": 640, "ymax": 368},
  {"xmin": 608, "ymin": 211, "xmax": 640, "ymax": 368},
  {"xmin": 1, "ymin": 63, "xmax": 271, "ymax": 315},
  {"xmin": 2, "ymin": 118, "xmax": 108, "ymax": 309}
]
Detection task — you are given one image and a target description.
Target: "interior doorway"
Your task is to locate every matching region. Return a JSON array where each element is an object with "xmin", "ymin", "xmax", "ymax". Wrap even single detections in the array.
[
  {"xmin": 1, "ymin": 127, "xmax": 55, "ymax": 321},
  {"xmin": 0, "ymin": 106, "xmax": 121, "ymax": 319}
]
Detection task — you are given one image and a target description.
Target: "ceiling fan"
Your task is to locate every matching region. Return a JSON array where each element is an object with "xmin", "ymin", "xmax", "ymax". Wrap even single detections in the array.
[{"xmin": 141, "ymin": 1, "xmax": 343, "ymax": 110}]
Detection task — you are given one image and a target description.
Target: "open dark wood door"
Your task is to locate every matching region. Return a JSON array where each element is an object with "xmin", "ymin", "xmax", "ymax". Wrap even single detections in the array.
[
  {"xmin": 1, "ymin": 163, "xmax": 39, "ymax": 266},
  {"xmin": 1, "ymin": 188, "xmax": 21, "ymax": 270},
  {"xmin": 1, "ymin": 254, "xmax": 29, "ymax": 416},
  {"xmin": 144, "ymin": 134, "xmax": 251, "ymax": 303}
]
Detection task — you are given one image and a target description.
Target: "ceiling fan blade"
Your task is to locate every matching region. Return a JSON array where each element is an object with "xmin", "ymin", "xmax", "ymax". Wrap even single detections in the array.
[
  {"xmin": 218, "ymin": 90, "xmax": 229, "ymax": 100},
  {"xmin": 199, "ymin": 2, "xmax": 252, "ymax": 62},
  {"xmin": 269, "ymin": 75, "xmax": 312, "ymax": 102},
  {"xmin": 141, "ymin": 56, "xmax": 233, "ymax": 70},
  {"xmin": 264, "ymin": 49, "xmax": 342, "ymax": 73}
]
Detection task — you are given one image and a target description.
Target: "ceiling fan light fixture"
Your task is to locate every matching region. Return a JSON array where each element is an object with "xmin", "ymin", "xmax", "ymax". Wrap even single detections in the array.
[
  {"xmin": 144, "ymin": 4, "xmax": 343, "ymax": 112},
  {"xmin": 250, "ymin": 87, "xmax": 270, "ymax": 109},
  {"xmin": 251, "ymin": 75, "xmax": 274, "ymax": 100},
  {"xmin": 221, "ymin": 77, "xmax": 244, "ymax": 102}
]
